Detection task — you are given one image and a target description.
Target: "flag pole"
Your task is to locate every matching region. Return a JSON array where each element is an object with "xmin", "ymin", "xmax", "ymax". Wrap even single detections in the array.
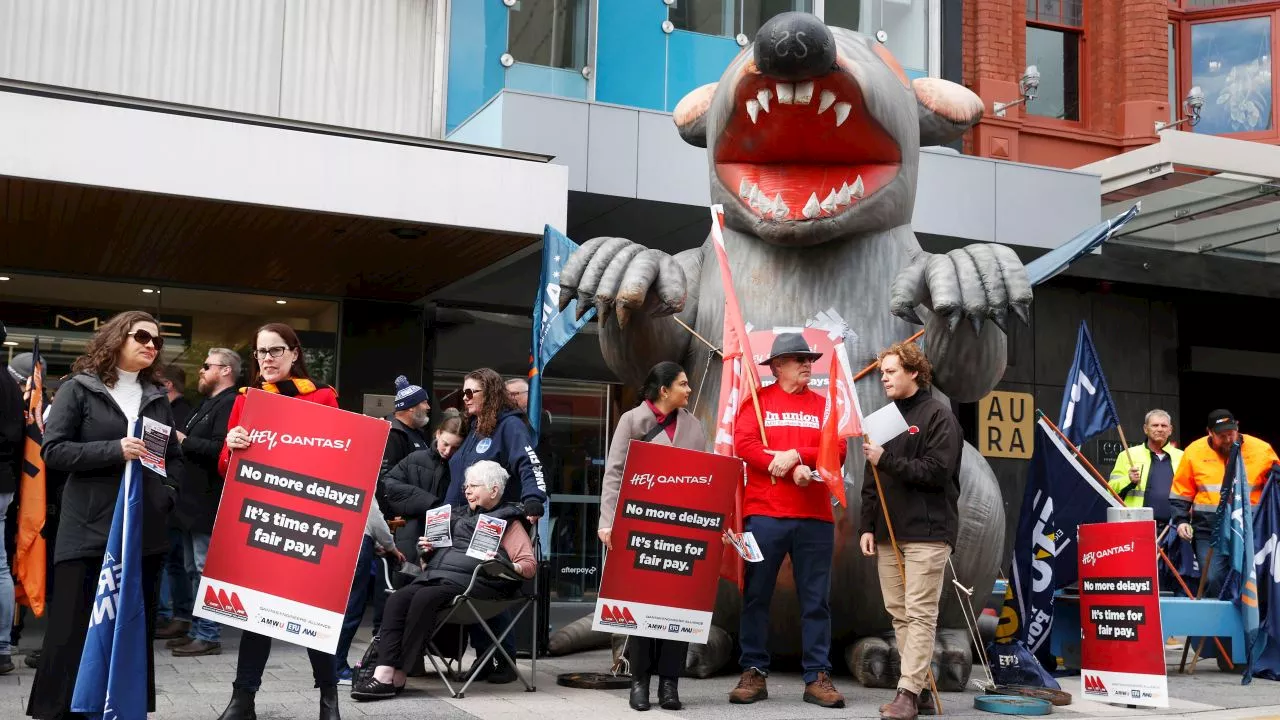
[
  {"xmin": 853, "ymin": 330, "xmax": 925, "ymax": 382},
  {"xmin": 1116, "ymin": 424, "xmax": 1138, "ymax": 468},
  {"xmin": 673, "ymin": 316, "xmax": 721, "ymax": 356},
  {"xmin": 869, "ymin": 459, "xmax": 943, "ymax": 714},
  {"xmin": 1037, "ymin": 412, "xmax": 1235, "ymax": 668}
]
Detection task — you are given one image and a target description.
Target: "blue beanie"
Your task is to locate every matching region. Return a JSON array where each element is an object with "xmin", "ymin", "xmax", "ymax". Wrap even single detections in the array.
[{"xmin": 393, "ymin": 375, "xmax": 428, "ymax": 410}]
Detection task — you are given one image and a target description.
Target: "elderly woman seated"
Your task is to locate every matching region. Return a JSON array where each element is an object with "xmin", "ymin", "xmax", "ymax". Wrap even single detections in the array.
[{"xmin": 351, "ymin": 460, "xmax": 536, "ymax": 701}]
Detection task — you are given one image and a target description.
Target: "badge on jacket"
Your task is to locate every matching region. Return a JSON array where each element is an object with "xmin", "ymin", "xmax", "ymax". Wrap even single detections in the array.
[
  {"xmin": 908, "ymin": 425, "xmax": 920, "ymax": 435},
  {"xmin": 477, "ymin": 438, "xmax": 492, "ymax": 453}
]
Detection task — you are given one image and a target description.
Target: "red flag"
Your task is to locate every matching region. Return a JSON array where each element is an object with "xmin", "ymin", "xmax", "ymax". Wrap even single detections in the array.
[
  {"xmin": 708, "ymin": 205, "xmax": 760, "ymax": 590},
  {"xmin": 14, "ymin": 340, "xmax": 47, "ymax": 615},
  {"xmin": 816, "ymin": 345, "xmax": 862, "ymax": 506}
]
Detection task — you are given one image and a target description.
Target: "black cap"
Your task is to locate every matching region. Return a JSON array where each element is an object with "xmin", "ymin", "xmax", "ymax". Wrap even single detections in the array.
[
  {"xmin": 758, "ymin": 332, "xmax": 823, "ymax": 366},
  {"xmin": 1207, "ymin": 409, "xmax": 1238, "ymax": 433}
]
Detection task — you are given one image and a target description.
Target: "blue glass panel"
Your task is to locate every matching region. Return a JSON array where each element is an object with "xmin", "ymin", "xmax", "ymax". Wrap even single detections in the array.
[
  {"xmin": 1191, "ymin": 17, "xmax": 1273, "ymax": 135},
  {"xmin": 446, "ymin": 94, "xmax": 505, "ymax": 147},
  {"xmin": 507, "ymin": 63, "xmax": 589, "ymax": 99},
  {"xmin": 446, "ymin": 0, "xmax": 509, "ymax": 134},
  {"xmin": 595, "ymin": 0, "xmax": 667, "ymax": 110},
  {"xmin": 666, "ymin": 30, "xmax": 742, "ymax": 111}
]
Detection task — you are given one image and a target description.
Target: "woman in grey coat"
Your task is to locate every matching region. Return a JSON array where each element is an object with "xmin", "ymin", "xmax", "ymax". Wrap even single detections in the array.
[{"xmin": 599, "ymin": 361, "xmax": 707, "ymax": 712}]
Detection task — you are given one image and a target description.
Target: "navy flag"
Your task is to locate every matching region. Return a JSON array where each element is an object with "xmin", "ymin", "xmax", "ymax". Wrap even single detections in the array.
[
  {"xmin": 1006, "ymin": 417, "xmax": 1121, "ymax": 656},
  {"xmin": 1215, "ymin": 442, "xmax": 1262, "ymax": 683},
  {"xmin": 1248, "ymin": 465, "xmax": 1280, "ymax": 680},
  {"xmin": 528, "ymin": 225, "xmax": 596, "ymax": 445},
  {"xmin": 1025, "ymin": 203, "xmax": 1141, "ymax": 286},
  {"xmin": 71, "ymin": 422, "xmax": 147, "ymax": 720},
  {"xmin": 1057, "ymin": 321, "xmax": 1120, "ymax": 447}
]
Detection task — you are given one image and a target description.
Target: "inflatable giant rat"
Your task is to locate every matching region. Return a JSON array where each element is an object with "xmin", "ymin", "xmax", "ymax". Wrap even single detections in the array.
[{"xmin": 554, "ymin": 12, "xmax": 1029, "ymax": 689}]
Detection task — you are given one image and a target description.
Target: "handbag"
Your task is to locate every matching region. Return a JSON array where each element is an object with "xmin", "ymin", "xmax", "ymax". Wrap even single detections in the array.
[{"xmin": 640, "ymin": 411, "xmax": 679, "ymax": 443}]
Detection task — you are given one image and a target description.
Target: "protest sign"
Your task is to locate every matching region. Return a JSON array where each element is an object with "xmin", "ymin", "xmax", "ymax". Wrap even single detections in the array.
[
  {"xmin": 593, "ymin": 441, "xmax": 742, "ymax": 642},
  {"xmin": 196, "ymin": 389, "xmax": 389, "ymax": 653},
  {"xmin": 1078, "ymin": 520, "xmax": 1167, "ymax": 708}
]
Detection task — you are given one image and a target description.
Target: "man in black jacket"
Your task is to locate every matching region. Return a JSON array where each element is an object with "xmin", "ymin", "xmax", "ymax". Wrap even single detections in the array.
[
  {"xmin": 859, "ymin": 341, "xmax": 962, "ymax": 720},
  {"xmin": 166, "ymin": 349, "xmax": 239, "ymax": 657},
  {"xmin": 383, "ymin": 375, "xmax": 430, "ymax": 473},
  {"xmin": 0, "ymin": 322, "xmax": 22, "ymax": 674}
]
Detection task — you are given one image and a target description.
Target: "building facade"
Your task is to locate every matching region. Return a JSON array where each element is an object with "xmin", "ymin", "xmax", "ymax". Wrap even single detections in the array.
[{"xmin": 3, "ymin": 0, "xmax": 1278, "ymax": 597}]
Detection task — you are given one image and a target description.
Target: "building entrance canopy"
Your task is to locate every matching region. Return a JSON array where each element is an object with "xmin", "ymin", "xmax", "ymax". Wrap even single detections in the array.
[
  {"xmin": 1078, "ymin": 130, "xmax": 1280, "ymax": 266},
  {"xmin": 0, "ymin": 83, "xmax": 569, "ymax": 301}
]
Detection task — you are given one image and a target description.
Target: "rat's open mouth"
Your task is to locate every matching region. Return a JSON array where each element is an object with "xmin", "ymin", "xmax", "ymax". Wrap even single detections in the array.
[{"xmin": 714, "ymin": 69, "xmax": 901, "ymax": 222}]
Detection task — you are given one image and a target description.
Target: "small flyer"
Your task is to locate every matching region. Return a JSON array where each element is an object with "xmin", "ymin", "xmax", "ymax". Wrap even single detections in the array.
[
  {"xmin": 423, "ymin": 506, "xmax": 452, "ymax": 549},
  {"xmin": 466, "ymin": 514, "xmax": 508, "ymax": 561},
  {"xmin": 726, "ymin": 530, "xmax": 764, "ymax": 563},
  {"xmin": 140, "ymin": 416, "xmax": 172, "ymax": 476}
]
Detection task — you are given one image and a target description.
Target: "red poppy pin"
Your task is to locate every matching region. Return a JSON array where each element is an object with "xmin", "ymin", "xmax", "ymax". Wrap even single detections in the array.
[{"xmin": 908, "ymin": 425, "xmax": 920, "ymax": 435}]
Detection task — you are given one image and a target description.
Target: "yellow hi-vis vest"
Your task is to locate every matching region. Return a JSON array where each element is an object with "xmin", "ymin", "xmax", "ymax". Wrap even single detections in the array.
[{"xmin": 1106, "ymin": 443, "xmax": 1184, "ymax": 508}]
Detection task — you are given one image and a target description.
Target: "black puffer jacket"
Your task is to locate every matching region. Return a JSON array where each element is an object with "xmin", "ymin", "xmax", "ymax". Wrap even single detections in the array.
[
  {"xmin": 382, "ymin": 445, "xmax": 450, "ymax": 560},
  {"xmin": 43, "ymin": 372, "xmax": 184, "ymax": 563},
  {"xmin": 859, "ymin": 389, "xmax": 963, "ymax": 547},
  {"xmin": 174, "ymin": 387, "xmax": 236, "ymax": 533},
  {"xmin": 419, "ymin": 502, "xmax": 527, "ymax": 597},
  {"xmin": 0, "ymin": 364, "xmax": 22, "ymax": 495}
]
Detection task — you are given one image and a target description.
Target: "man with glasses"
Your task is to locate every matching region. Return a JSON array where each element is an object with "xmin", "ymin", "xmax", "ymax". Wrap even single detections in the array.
[
  {"xmin": 166, "ymin": 349, "xmax": 240, "ymax": 657},
  {"xmin": 729, "ymin": 333, "xmax": 847, "ymax": 709}
]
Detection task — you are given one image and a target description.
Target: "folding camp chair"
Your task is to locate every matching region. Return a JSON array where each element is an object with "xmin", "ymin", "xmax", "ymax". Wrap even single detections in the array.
[{"xmin": 424, "ymin": 532, "xmax": 540, "ymax": 698}]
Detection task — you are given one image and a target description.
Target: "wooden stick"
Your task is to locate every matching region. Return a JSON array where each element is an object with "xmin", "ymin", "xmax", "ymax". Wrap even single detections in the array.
[
  {"xmin": 853, "ymin": 330, "xmax": 926, "ymax": 382},
  {"xmin": 1116, "ymin": 424, "xmax": 1138, "ymax": 471},
  {"xmin": 869, "ymin": 460, "xmax": 943, "ymax": 714},
  {"xmin": 1039, "ymin": 413, "xmax": 1236, "ymax": 668},
  {"xmin": 1181, "ymin": 546, "xmax": 1215, "ymax": 674},
  {"xmin": 673, "ymin": 316, "xmax": 721, "ymax": 355}
]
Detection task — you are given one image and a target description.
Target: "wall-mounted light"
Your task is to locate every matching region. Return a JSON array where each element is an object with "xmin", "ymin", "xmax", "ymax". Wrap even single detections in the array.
[
  {"xmin": 993, "ymin": 66, "xmax": 1040, "ymax": 117},
  {"xmin": 1155, "ymin": 86, "xmax": 1205, "ymax": 132}
]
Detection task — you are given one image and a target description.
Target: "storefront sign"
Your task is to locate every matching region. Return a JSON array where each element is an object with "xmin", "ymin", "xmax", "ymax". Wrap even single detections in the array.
[
  {"xmin": 0, "ymin": 301, "xmax": 192, "ymax": 340},
  {"xmin": 978, "ymin": 390, "xmax": 1034, "ymax": 459},
  {"xmin": 1100, "ymin": 440, "xmax": 1124, "ymax": 470},
  {"xmin": 1078, "ymin": 520, "xmax": 1167, "ymax": 708},
  {"xmin": 195, "ymin": 390, "xmax": 389, "ymax": 653},
  {"xmin": 593, "ymin": 441, "xmax": 742, "ymax": 642}
]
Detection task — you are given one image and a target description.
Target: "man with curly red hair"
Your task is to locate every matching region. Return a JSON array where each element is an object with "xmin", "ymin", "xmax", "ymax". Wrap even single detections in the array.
[{"xmin": 860, "ymin": 341, "xmax": 963, "ymax": 720}]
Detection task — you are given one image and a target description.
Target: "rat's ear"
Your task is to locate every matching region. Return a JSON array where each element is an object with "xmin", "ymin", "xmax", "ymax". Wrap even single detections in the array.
[
  {"xmin": 915, "ymin": 78, "xmax": 984, "ymax": 146},
  {"xmin": 673, "ymin": 83, "xmax": 717, "ymax": 148}
]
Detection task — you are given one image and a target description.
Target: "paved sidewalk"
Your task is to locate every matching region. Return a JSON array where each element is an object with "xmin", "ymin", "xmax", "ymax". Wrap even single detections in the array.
[{"xmin": 7, "ymin": 628, "xmax": 1280, "ymax": 719}]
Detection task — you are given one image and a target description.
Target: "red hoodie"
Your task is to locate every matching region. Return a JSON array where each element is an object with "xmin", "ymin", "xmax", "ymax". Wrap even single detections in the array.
[{"xmin": 735, "ymin": 382, "xmax": 844, "ymax": 522}]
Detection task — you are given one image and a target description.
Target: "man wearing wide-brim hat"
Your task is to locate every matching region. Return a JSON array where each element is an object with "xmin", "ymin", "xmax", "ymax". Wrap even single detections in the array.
[{"xmin": 728, "ymin": 332, "xmax": 847, "ymax": 710}]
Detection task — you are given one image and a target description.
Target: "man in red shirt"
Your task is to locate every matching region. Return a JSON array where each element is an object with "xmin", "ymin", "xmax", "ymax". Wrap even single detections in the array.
[{"xmin": 728, "ymin": 333, "xmax": 846, "ymax": 709}]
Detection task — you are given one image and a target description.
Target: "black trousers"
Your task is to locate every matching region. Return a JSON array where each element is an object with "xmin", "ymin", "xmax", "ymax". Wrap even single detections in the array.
[
  {"xmin": 27, "ymin": 553, "xmax": 164, "ymax": 720},
  {"xmin": 627, "ymin": 637, "xmax": 687, "ymax": 679},
  {"xmin": 234, "ymin": 631, "xmax": 336, "ymax": 691},
  {"xmin": 376, "ymin": 581, "xmax": 462, "ymax": 670}
]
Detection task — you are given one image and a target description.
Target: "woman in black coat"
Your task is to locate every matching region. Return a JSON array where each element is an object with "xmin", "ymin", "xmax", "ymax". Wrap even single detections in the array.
[
  {"xmin": 27, "ymin": 310, "xmax": 184, "ymax": 720},
  {"xmin": 381, "ymin": 409, "xmax": 466, "ymax": 565}
]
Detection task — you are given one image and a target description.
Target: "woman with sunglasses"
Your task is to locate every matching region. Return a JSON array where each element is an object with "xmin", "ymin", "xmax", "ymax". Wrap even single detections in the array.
[
  {"xmin": 213, "ymin": 323, "xmax": 341, "ymax": 720},
  {"xmin": 599, "ymin": 361, "xmax": 705, "ymax": 712},
  {"xmin": 28, "ymin": 311, "xmax": 184, "ymax": 720}
]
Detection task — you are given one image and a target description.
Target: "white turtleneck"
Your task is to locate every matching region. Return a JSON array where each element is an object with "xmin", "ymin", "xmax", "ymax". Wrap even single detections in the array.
[{"xmin": 108, "ymin": 368, "xmax": 144, "ymax": 424}]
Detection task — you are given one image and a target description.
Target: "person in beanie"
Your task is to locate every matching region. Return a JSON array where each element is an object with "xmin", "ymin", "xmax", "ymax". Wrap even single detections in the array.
[
  {"xmin": 729, "ymin": 333, "xmax": 846, "ymax": 709},
  {"xmin": 384, "ymin": 375, "xmax": 430, "ymax": 473},
  {"xmin": 860, "ymin": 341, "xmax": 962, "ymax": 720}
]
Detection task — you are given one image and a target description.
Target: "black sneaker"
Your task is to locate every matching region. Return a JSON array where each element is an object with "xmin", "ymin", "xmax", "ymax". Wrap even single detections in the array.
[
  {"xmin": 23, "ymin": 650, "xmax": 40, "ymax": 669},
  {"xmin": 0, "ymin": 655, "xmax": 13, "ymax": 675},
  {"xmin": 488, "ymin": 656, "xmax": 518, "ymax": 684},
  {"xmin": 350, "ymin": 677, "xmax": 397, "ymax": 702}
]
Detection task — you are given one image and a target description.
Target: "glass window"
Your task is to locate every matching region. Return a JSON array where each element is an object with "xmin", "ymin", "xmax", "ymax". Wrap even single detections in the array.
[
  {"xmin": 823, "ymin": 1, "xmax": 930, "ymax": 76},
  {"xmin": 507, "ymin": 0, "xmax": 590, "ymax": 70},
  {"xmin": 670, "ymin": 0, "xmax": 812, "ymax": 39},
  {"xmin": 1185, "ymin": 0, "xmax": 1271, "ymax": 8},
  {"xmin": 1191, "ymin": 16, "xmax": 1273, "ymax": 134},
  {"xmin": 1170, "ymin": 23, "xmax": 1178, "ymax": 124},
  {"xmin": 1026, "ymin": 0, "xmax": 1084, "ymax": 27},
  {"xmin": 1026, "ymin": 25, "xmax": 1081, "ymax": 120}
]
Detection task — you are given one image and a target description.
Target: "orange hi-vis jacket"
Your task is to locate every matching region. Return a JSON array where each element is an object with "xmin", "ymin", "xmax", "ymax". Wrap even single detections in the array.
[{"xmin": 1169, "ymin": 434, "xmax": 1279, "ymax": 529}]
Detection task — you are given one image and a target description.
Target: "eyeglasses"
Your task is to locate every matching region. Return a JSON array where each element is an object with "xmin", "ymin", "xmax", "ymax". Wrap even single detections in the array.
[
  {"xmin": 202, "ymin": 362, "xmax": 228, "ymax": 371},
  {"xmin": 463, "ymin": 482, "xmax": 488, "ymax": 490},
  {"xmin": 462, "ymin": 388, "xmax": 483, "ymax": 400},
  {"xmin": 128, "ymin": 329, "xmax": 164, "ymax": 350},
  {"xmin": 254, "ymin": 346, "xmax": 290, "ymax": 360}
]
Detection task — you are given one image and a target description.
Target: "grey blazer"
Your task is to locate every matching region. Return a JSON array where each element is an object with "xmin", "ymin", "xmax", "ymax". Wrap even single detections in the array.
[{"xmin": 599, "ymin": 404, "xmax": 708, "ymax": 531}]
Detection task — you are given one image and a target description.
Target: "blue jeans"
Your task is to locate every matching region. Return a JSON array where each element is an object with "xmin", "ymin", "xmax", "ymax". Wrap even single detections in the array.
[
  {"xmin": 334, "ymin": 536, "xmax": 376, "ymax": 672},
  {"xmin": 738, "ymin": 515, "xmax": 834, "ymax": 683},
  {"xmin": 157, "ymin": 527, "xmax": 193, "ymax": 622},
  {"xmin": 1193, "ymin": 536, "xmax": 1231, "ymax": 599},
  {"xmin": 0, "ymin": 493, "xmax": 13, "ymax": 655},
  {"xmin": 183, "ymin": 531, "xmax": 220, "ymax": 642}
]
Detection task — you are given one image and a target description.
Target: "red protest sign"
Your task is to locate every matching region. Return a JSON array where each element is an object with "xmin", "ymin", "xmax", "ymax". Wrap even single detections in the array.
[
  {"xmin": 1078, "ymin": 520, "xmax": 1168, "ymax": 708},
  {"xmin": 195, "ymin": 389, "xmax": 389, "ymax": 653},
  {"xmin": 593, "ymin": 441, "xmax": 742, "ymax": 642}
]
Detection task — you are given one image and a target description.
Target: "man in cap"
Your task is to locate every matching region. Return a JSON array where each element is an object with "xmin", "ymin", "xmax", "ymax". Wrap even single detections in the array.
[
  {"xmin": 729, "ymin": 332, "xmax": 846, "ymax": 709},
  {"xmin": 1171, "ymin": 409, "xmax": 1279, "ymax": 596}
]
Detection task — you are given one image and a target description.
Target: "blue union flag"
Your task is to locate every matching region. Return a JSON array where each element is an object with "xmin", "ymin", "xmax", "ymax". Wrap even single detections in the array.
[{"xmin": 71, "ymin": 422, "xmax": 147, "ymax": 720}]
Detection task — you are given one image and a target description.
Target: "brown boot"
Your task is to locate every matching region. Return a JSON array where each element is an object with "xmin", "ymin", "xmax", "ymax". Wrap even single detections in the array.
[
  {"xmin": 881, "ymin": 688, "xmax": 918, "ymax": 720},
  {"xmin": 881, "ymin": 689, "xmax": 936, "ymax": 716},
  {"xmin": 803, "ymin": 671, "xmax": 846, "ymax": 708},
  {"xmin": 154, "ymin": 619, "xmax": 190, "ymax": 640},
  {"xmin": 728, "ymin": 668, "xmax": 768, "ymax": 704}
]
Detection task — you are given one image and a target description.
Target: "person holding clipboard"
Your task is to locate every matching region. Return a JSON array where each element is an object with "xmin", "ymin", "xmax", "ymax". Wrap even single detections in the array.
[{"xmin": 599, "ymin": 361, "xmax": 707, "ymax": 712}]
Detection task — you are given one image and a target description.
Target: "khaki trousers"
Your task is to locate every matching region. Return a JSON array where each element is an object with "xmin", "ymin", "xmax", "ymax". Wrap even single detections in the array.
[{"xmin": 875, "ymin": 541, "xmax": 950, "ymax": 695}]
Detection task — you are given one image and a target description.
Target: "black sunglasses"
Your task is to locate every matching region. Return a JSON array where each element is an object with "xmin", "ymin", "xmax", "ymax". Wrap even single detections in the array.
[
  {"xmin": 462, "ymin": 388, "xmax": 483, "ymax": 400},
  {"xmin": 129, "ymin": 329, "xmax": 164, "ymax": 351},
  {"xmin": 202, "ymin": 362, "xmax": 227, "ymax": 371}
]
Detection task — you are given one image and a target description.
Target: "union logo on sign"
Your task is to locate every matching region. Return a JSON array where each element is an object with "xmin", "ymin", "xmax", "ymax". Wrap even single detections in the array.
[
  {"xmin": 1083, "ymin": 674, "xmax": 1108, "ymax": 696},
  {"xmin": 599, "ymin": 604, "xmax": 638, "ymax": 629},
  {"xmin": 203, "ymin": 586, "xmax": 249, "ymax": 620}
]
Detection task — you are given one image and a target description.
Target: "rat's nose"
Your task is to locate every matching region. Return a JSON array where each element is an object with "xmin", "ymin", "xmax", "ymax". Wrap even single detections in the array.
[{"xmin": 753, "ymin": 12, "xmax": 836, "ymax": 81}]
